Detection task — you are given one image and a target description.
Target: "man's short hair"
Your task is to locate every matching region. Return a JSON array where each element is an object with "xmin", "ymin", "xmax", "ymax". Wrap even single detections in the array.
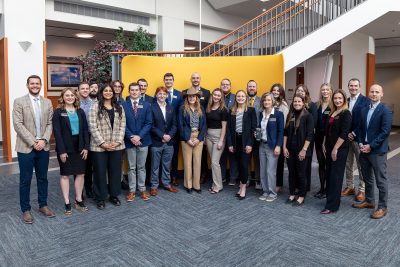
[
  {"xmin": 128, "ymin": 82, "xmax": 139, "ymax": 89},
  {"xmin": 348, "ymin": 78, "xmax": 361, "ymax": 86},
  {"xmin": 163, "ymin": 73, "xmax": 174, "ymax": 80},
  {"xmin": 79, "ymin": 81, "xmax": 90, "ymax": 88},
  {"xmin": 137, "ymin": 78, "xmax": 147, "ymax": 84},
  {"xmin": 247, "ymin": 80, "xmax": 257, "ymax": 86},
  {"xmin": 27, "ymin": 75, "xmax": 42, "ymax": 84}
]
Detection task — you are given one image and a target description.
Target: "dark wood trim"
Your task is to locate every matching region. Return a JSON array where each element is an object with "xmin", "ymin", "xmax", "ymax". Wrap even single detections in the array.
[
  {"xmin": 366, "ymin": 53, "xmax": 375, "ymax": 90},
  {"xmin": 0, "ymin": 38, "xmax": 12, "ymax": 162},
  {"xmin": 43, "ymin": 41, "xmax": 48, "ymax": 98}
]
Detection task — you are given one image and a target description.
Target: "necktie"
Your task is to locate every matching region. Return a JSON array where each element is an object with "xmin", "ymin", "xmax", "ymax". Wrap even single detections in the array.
[
  {"xmin": 33, "ymin": 98, "xmax": 41, "ymax": 138},
  {"xmin": 168, "ymin": 91, "xmax": 173, "ymax": 104},
  {"xmin": 249, "ymin": 97, "xmax": 254, "ymax": 107},
  {"xmin": 133, "ymin": 101, "xmax": 138, "ymax": 117}
]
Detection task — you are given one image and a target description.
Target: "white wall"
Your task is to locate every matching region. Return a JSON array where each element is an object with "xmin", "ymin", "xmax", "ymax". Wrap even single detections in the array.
[
  {"xmin": 184, "ymin": 23, "xmax": 230, "ymax": 44},
  {"xmin": 376, "ymin": 46, "xmax": 400, "ymax": 64},
  {"xmin": 3, "ymin": 0, "xmax": 45, "ymax": 157},
  {"xmin": 47, "ymin": 36, "xmax": 96, "ymax": 57},
  {"xmin": 376, "ymin": 66, "xmax": 400, "ymax": 126}
]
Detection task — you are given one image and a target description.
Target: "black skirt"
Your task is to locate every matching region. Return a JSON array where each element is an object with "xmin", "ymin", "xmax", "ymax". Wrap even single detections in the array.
[{"xmin": 57, "ymin": 135, "xmax": 86, "ymax": 176}]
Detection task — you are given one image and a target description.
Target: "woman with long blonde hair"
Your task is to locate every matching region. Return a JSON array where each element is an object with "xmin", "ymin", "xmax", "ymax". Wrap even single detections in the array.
[{"xmin": 178, "ymin": 87, "xmax": 207, "ymax": 194}]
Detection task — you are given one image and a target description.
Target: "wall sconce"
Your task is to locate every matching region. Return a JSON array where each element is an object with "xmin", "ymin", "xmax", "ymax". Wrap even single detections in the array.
[{"xmin": 18, "ymin": 41, "xmax": 32, "ymax": 51}]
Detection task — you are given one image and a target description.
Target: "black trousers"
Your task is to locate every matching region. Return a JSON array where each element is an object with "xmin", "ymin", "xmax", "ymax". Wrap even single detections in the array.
[
  {"xmin": 287, "ymin": 150, "xmax": 307, "ymax": 197},
  {"xmin": 232, "ymin": 133, "xmax": 251, "ymax": 184},
  {"xmin": 305, "ymin": 140, "xmax": 314, "ymax": 191},
  {"xmin": 276, "ymin": 151, "xmax": 285, "ymax": 187},
  {"xmin": 92, "ymin": 150, "xmax": 123, "ymax": 201},
  {"xmin": 325, "ymin": 147, "xmax": 349, "ymax": 211},
  {"xmin": 315, "ymin": 132, "xmax": 326, "ymax": 192},
  {"xmin": 84, "ymin": 151, "xmax": 93, "ymax": 193}
]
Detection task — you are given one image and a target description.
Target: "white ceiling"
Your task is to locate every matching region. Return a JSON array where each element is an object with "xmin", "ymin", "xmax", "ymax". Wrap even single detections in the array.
[{"xmin": 208, "ymin": 0, "xmax": 283, "ymax": 19}]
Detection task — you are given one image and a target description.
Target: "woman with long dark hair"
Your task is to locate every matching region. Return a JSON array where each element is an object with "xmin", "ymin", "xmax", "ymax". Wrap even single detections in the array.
[
  {"xmin": 283, "ymin": 94, "xmax": 314, "ymax": 206},
  {"xmin": 205, "ymin": 88, "xmax": 228, "ymax": 194},
  {"xmin": 270, "ymin": 83, "xmax": 289, "ymax": 193},
  {"xmin": 227, "ymin": 90, "xmax": 257, "ymax": 200},
  {"xmin": 89, "ymin": 84, "xmax": 126, "ymax": 209},
  {"xmin": 321, "ymin": 89, "xmax": 352, "ymax": 214},
  {"xmin": 53, "ymin": 88, "xmax": 90, "ymax": 214}
]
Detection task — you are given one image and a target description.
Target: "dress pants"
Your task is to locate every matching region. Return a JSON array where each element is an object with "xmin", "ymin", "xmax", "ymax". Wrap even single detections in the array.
[
  {"xmin": 305, "ymin": 140, "xmax": 314, "ymax": 191},
  {"xmin": 315, "ymin": 132, "xmax": 326, "ymax": 192},
  {"xmin": 259, "ymin": 143, "xmax": 279, "ymax": 197},
  {"xmin": 92, "ymin": 150, "xmax": 123, "ymax": 201},
  {"xmin": 360, "ymin": 152, "xmax": 388, "ymax": 209},
  {"xmin": 170, "ymin": 133, "xmax": 180, "ymax": 179},
  {"xmin": 84, "ymin": 150, "xmax": 93, "ymax": 193},
  {"xmin": 325, "ymin": 147, "xmax": 349, "ymax": 211},
  {"xmin": 276, "ymin": 150, "xmax": 285, "ymax": 187},
  {"xmin": 232, "ymin": 133, "xmax": 251, "ymax": 184},
  {"xmin": 345, "ymin": 141, "xmax": 365, "ymax": 191},
  {"xmin": 150, "ymin": 144, "xmax": 174, "ymax": 188},
  {"xmin": 126, "ymin": 146, "xmax": 149, "ymax": 192},
  {"xmin": 205, "ymin": 128, "xmax": 224, "ymax": 191},
  {"xmin": 287, "ymin": 149, "xmax": 307, "ymax": 197},
  {"xmin": 181, "ymin": 131, "xmax": 203, "ymax": 190},
  {"xmin": 18, "ymin": 150, "xmax": 50, "ymax": 212},
  {"xmin": 220, "ymin": 146, "xmax": 238, "ymax": 182}
]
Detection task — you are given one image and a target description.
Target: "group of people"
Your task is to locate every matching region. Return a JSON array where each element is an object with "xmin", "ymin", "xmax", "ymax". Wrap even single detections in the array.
[{"xmin": 13, "ymin": 73, "xmax": 392, "ymax": 224}]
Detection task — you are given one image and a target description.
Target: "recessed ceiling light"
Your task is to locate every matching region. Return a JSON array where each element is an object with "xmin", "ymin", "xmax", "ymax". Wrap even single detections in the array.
[
  {"xmin": 75, "ymin": 33, "xmax": 95, "ymax": 39},
  {"xmin": 262, "ymin": 8, "xmax": 267, "ymax": 12},
  {"xmin": 184, "ymin": 46, "xmax": 196, "ymax": 50},
  {"xmin": 260, "ymin": 0, "xmax": 269, "ymax": 2}
]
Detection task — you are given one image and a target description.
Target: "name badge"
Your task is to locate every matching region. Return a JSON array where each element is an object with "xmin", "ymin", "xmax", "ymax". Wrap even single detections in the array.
[
  {"xmin": 200, "ymin": 97, "xmax": 205, "ymax": 100},
  {"xmin": 324, "ymin": 111, "xmax": 330, "ymax": 115},
  {"xmin": 138, "ymin": 105, "xmax": 143, "ymax": 109},
  {"xmin": 61, "ymin": 113, "xmax": 68, "ymax": 117},
  {"xmin": 172, "ymin": 95, "xmax": 177, "ymax": 99},
  {"xmin": 269, "ymin": 118, "xmax": 276, "ymax": 122}
]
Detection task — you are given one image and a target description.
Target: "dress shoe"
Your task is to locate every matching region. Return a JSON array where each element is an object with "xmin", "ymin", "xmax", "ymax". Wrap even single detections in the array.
[
  {"xmin": 320, "ymin": 209, "xmax": 336, "ymax": 214},
  {"xmin": 126, "ymin": 192, "xmax": 136, "ymax": 202},
  {"xmin": 341, "ymin": 187, "xmax": 355, "ymax": 196},
  {"xmin": 140, "ymin": 191, "xmax": 150, "ymax": 201},
  {"xmin": 285, "ymin": 198, "xmax": 295, "ymax": 204},
  {"xmin": 193, "ymin": 188, "xmax": 202, "ymax": 194},
  {"xmin": 96, "ymin": 201, "xmax": 105, "ymax": 210},
  {"xmin": 172, "ymin": 177, "xmax": 179, "ymax": 186},
  {"xmin": 165, "ymin": 186, "xmax": 178, "ymax": 193},
  {"xmin": 150, "ymin": 188, "xmax": 158, "ymax": 196},
  {"xmin": 22, "ymin": 211, "xmax": 34, "ymax": 224},
  {"xmin": 314, "ymin": 191, "xmax": 326, "ymax": 199},
  {"xmin": 109, "ymin": 196, "xmax": 121, "ymax": 206},
  {"xmin": 238, "ymin": 195, "xmax": 246, "ymax": 200},
  {"xmin": 371, "ymin": 208, "xmax": 387, "ymax": 219},
  {"xmin": 355, "ymin": 191, "xmax": 365, "ymax": 202},
  {"xmin": 74, "ymin": 200, "xmax": 88, "ymax": 212},
  {"xmin": 352, "ymin": 201, "xmax": 375, "ymax": 209},
  {"xmin": 185, "ymin": 187, "xmax": 192, "ymax": 194},
  {"xmin": 64, "ymin": 203, "xmax": 72, "ymax": 215},
  {"xmin": 39, "ymin": 206, "xmax": 56, "ymax": 218},
  {"xmin": 292, "ymin": 199, "xmax": 305, "ymax": 206}
]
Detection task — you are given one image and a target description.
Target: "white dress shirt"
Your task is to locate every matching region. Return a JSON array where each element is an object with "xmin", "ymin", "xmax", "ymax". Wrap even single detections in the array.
[{"xmin": 349, "ymin": 93, "xmax": 360, "ymax": 113}]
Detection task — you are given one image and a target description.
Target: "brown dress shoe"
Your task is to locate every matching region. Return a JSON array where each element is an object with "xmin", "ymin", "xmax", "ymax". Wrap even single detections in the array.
[
  {"xmin": 126, "ymin": 192, "xmax": 136, "ymax": 202},
  {"xmin": 341, "ymin": 187, "xmax": 355, "ymax": 196},
  {"xmin": 141, "ymin": 191, "xmax": 150, "ymax": 201},
  {"xmin": 165, "ymin": 186, "xmax": 178, "ymax": 193},
  {"xmin": 22, "ymin": 211, "xmax": 34, "ymax": 224},
  {"xmin": 371, "ymin": 208, "xmax": 387, "ymax": 219},
  {"xmin": 39, "ymin": 206, "xmax": 56, "ymax": 218},
  {"xmin": 172, "ymin": 177, "xmax": 179, "ymax": 186},
  {"xmin": 352, "ymin": 201, "xmax": 375, "ymax": 209},
  {"xmin": 355, "ymin": 191, "xmax": 365, "ymax": 202},
  {"xmin": 150, "ymin": 188, "xmax": 158, "ymax": 196}
]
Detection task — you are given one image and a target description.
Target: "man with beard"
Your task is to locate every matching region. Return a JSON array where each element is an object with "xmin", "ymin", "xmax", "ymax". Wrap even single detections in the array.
[{"xmin": 89, "ymin": 82, "xmax": 99, "ymax": 101}]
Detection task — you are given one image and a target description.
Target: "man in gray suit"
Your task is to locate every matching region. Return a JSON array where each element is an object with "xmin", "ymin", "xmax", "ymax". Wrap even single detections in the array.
[
  {"xmin": 13, "ymin": 75, "xmax": 55, "ymax": 224},
  {"xmin": 247, "ymin": 80, "xmax": 261, "ymax": 189}
]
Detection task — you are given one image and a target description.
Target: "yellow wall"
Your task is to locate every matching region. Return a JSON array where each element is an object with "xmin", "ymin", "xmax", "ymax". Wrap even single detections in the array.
[{"xmin": 121, "ymin": 55, "xmax": 284, "ymax": 98}]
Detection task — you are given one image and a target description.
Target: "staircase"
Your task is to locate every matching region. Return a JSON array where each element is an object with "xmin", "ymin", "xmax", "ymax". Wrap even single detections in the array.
[{"xmin": 112, "ymin": 0, "xmax": 399, "ymax": 73}]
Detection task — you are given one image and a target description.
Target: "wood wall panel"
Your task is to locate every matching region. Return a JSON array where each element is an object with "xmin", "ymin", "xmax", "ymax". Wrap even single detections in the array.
[{"xmin": 366, "ymin": 53, "xmax": 375, "ymax": 90}]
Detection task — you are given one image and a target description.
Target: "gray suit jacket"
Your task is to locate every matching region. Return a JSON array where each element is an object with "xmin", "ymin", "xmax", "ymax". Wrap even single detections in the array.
[
  {"xmin": 13, "ymin": 94, "xmax": 53, "ymax": 153},
  {"xmin": 248, "ymin": 95, "xmax": 261, "ymax": 120}
]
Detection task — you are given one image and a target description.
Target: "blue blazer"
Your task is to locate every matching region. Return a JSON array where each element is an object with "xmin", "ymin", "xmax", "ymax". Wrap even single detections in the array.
[
  {"xmin": 167, "ymin": 89, "xmax": 183, "ymax": 113},
  {"xmin": 349, "ymin": 94, "xmax": 370, "ymax": 132},
  {"xmin": 257, "ymin": 109, "xmax": 284, "ymax": 150},
  {"xmin": 123, "ymin": 97, "xmax": 152, "ymax": 148},
  {"xmin": 178, "ymin": 106, "xmax": 207, "ymax": 141},
  {"xmin": 224, "ymin": 92, "xmax": 235, "ymax": 111},
  {"xmin": 151, "ymin": 102, "xmax": 177, "ymax": 147},
  {"xmin": 355, "ymin": 103, "xmax": 392, "ymax": 154}
]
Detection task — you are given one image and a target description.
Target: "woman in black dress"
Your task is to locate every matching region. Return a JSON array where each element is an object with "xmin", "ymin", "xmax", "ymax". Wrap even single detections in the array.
[
  {"xmin": 321, "ymin": 89, "xmax": 352, "ymax": 214},
  {"xmin": 53, "ymin": 88, "xmax": 90, "ymax": 214}
]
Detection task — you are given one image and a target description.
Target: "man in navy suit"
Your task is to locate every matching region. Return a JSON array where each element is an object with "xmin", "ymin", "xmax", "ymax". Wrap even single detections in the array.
[
  {"xmin": 342, "ymin": 78, "xmax": 370, "ymax": 202},
  {"xmin": 220, "ymin": 78, "xmax": 237, "ymax": 184},
  {"xmin": 164, "ymin": 73, "xmax": 183, "ymax": 186},
  {"xmin": 352, "ymin": 84, "xmax": 392, "ymax": 219},
  {"xmin": 138, "ymin": 78, "xmax": 154, "ymax": 104}
]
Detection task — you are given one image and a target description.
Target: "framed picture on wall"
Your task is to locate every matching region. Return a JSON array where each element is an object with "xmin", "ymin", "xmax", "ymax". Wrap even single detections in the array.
[{"xmin": 47, "ymin": 63, "xmax": 82, "ymax": 91}]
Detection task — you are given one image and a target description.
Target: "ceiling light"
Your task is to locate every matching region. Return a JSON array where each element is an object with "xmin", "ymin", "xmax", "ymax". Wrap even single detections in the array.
[
  {"xmin": 260, "ymin": 0, "xmax": 269, "ymax": 2},
  {"xmin": 262, "ymin": 8, "xmax": 267, "ymax": 12},
  {"xmin": 184, "ymin": 46, "xmax": 196, "ymax": 50},
  {"xmin": 75, "ymin": 33, "xmax": 95, "ymax": 39}
]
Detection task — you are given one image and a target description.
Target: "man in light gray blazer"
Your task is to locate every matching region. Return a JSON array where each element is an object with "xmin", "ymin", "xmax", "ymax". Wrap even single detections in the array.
[{"xmin": 13, "ymin": 75, "xmax": 55, "ymax": 224}]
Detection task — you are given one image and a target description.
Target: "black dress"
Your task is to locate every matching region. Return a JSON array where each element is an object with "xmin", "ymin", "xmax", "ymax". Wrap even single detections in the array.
[{"xmin": 57, "ymin": 135, "xmax": 86, "ymax": 176}]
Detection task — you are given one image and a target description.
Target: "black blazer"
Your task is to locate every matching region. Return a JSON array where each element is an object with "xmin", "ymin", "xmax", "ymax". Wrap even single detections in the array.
[
  {"xmin": 325, "ymin": 109, "xmax": 352, "ymax": 151},
  {"xmin": 226, "ymin": 107, "xmax": 257, "ymax": 149},
  {"xmin": 284, "ymin": 110, "xmax": 314, "ymax": 156},
  {"xmin": 308, "ymin": 101, "xmax": 318, "ymax": 129},
  {"xmin": 52, "ymin": 108, "xmax": 90, "ymax": 154},
  {"xmin": 151, "ymin": 102, "xmax": 177, "ymax": 147}
]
